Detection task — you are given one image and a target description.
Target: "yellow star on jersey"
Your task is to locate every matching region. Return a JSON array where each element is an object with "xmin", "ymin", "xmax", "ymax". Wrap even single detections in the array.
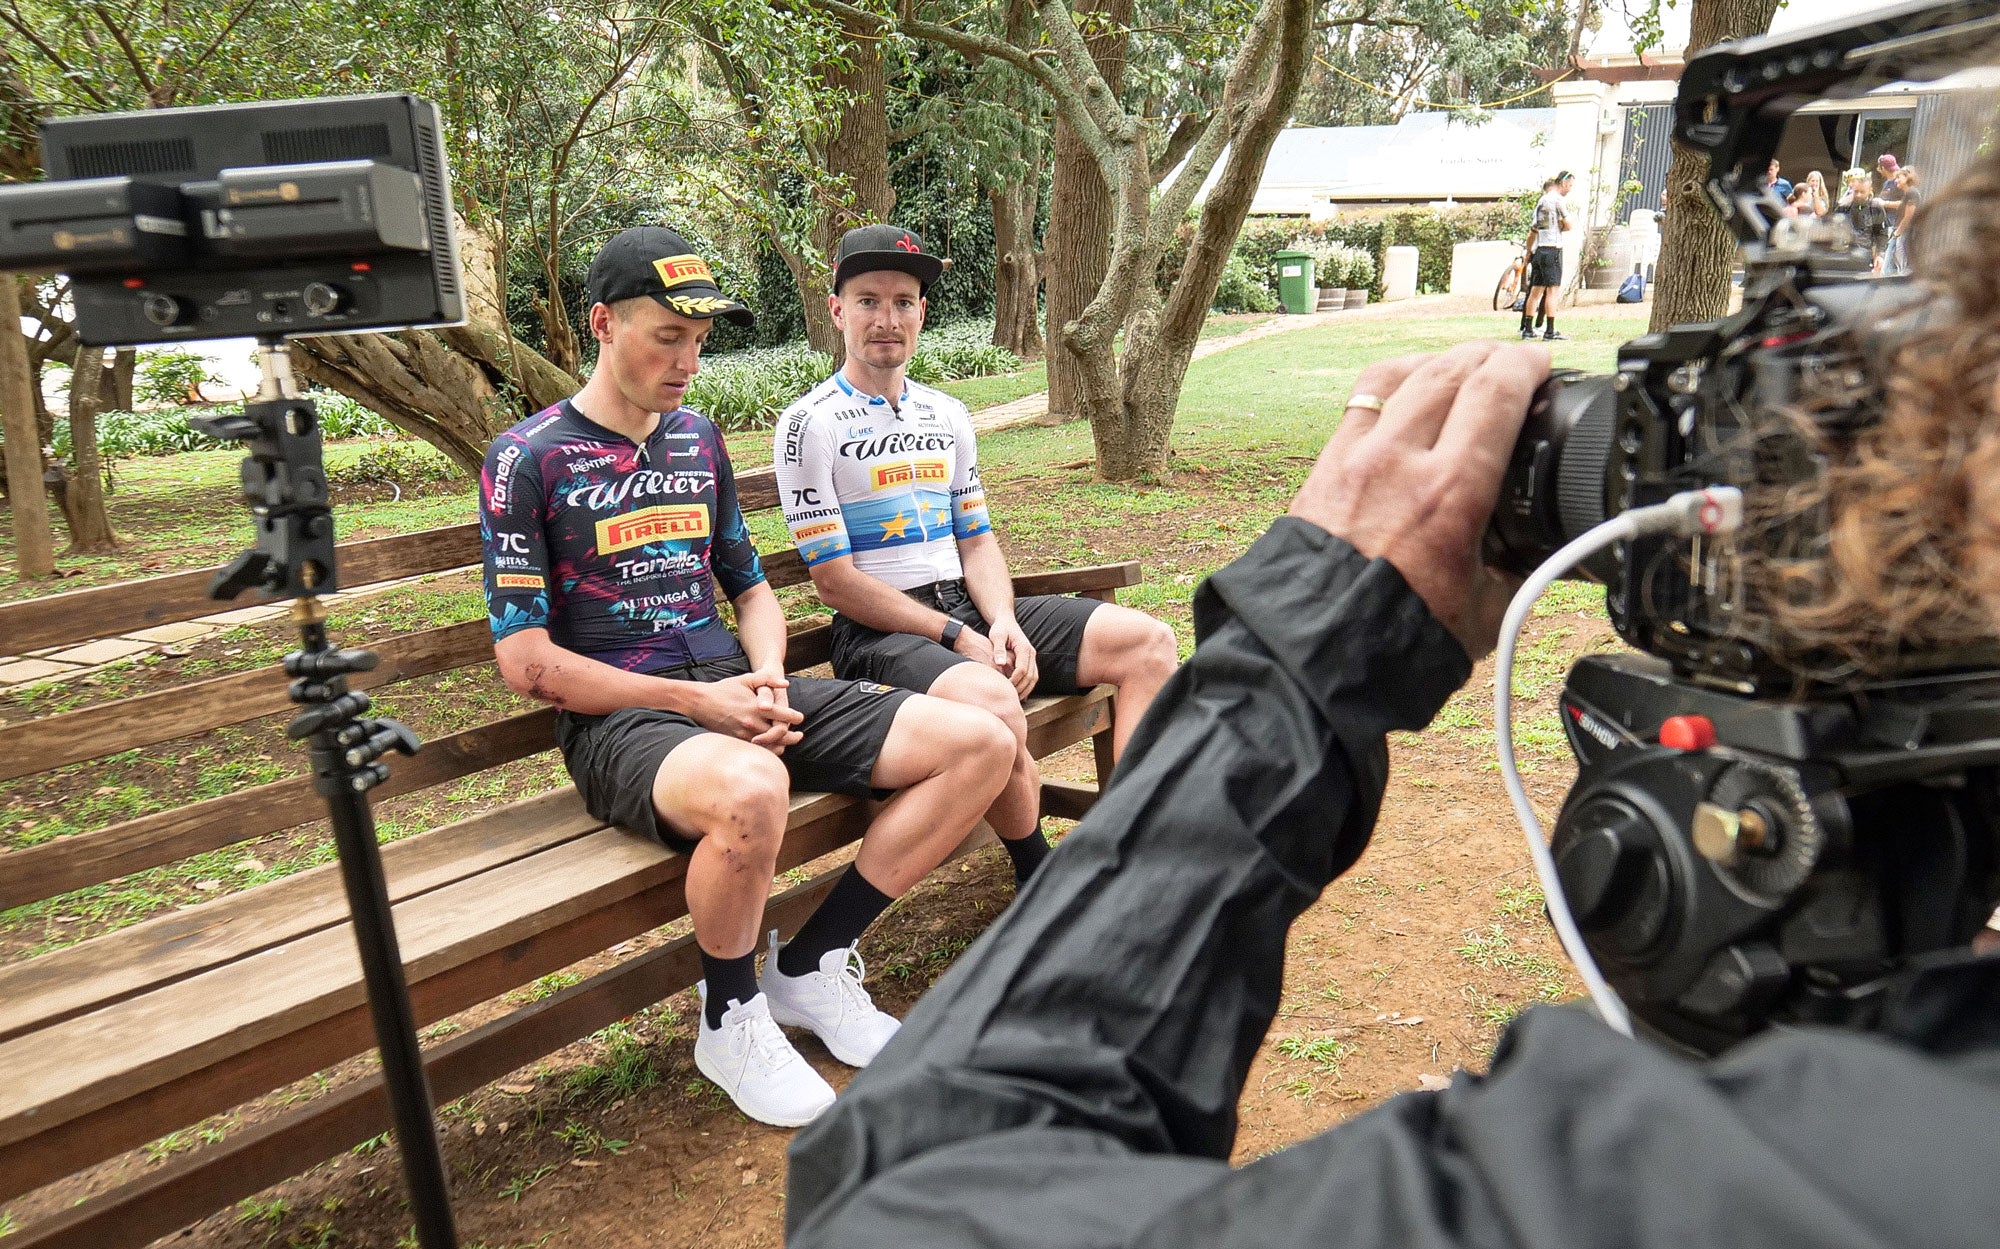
[{"xmin": 880, "ymin": 510, "xmax": 913, "ymax": 541}]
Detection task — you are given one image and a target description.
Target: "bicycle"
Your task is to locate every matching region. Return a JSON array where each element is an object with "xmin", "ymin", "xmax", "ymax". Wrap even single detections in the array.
[{"xmin": 1492, "ymin": 240, "xmax": 1529, "ymax": 312}]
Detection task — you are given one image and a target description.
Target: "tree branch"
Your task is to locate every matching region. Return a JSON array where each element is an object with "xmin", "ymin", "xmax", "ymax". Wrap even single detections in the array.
[
  {"xmin": 0, "ymin": 8, "xmax": 110, "ymax": 108},
  {"xmin": 806, "ymin": 0, "xmax": 1115, "ymax": 170},
  {"xmin": 89, "ymin": 4, "xmax": 155, "ymax": 101},
  {"xmin": 1149, "ymin": 109, "xmax": 1211, "ymax": 185}
]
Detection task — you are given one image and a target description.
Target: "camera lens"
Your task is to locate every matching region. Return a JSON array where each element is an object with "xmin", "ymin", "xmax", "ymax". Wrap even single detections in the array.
[{"xmin": 1484, "ymin": 370, "xmax": 1620, "ymax": 579}]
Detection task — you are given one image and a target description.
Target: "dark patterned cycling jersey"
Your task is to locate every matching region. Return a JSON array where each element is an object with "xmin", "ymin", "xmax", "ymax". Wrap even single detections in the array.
[{"xmin": 479, "ymin": 398, "xmax": 765, "ymax": 673}]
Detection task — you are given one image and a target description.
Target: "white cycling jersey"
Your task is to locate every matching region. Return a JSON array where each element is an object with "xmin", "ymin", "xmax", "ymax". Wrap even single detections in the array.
[{"xmin": 774, "ymin": 372, "xmax": 993, "ymax": 591}]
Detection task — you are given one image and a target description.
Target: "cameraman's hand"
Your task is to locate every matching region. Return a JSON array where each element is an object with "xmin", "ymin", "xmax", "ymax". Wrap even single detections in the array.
[{"xmin": 1289, "ymin": 341, "xmax": 1549, "ymax": 658}]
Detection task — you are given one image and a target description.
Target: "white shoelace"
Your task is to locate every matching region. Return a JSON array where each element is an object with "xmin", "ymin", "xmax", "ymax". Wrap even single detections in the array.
[
  {"xmin": 829, "ymin": 945, "xmax": 874, "ymax": 1017},
  {"xmin": 739, "ymin": 1005, "xmax": 801, "ymax": 1070}
]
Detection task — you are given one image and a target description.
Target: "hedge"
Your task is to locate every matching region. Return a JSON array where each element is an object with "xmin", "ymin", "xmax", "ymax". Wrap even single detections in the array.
[{"xmin": 1172, "ymin": 199, "xmax": 1535, "ymax": 305}]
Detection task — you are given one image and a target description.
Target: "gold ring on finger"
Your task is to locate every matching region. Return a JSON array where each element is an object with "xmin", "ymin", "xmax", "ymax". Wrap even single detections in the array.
[{"xmin": 1345, "ymin": 393, "xmax": 1387, "ymax": 413}]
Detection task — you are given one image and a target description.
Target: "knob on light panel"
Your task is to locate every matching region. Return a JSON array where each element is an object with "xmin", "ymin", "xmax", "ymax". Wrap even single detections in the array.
[
  {"xmin": 301, "ymin": 282, "xmax": 350, "ymax": 317},
  {"xmin": 139, "ymin": 291, "xmax": 192, "ymax": 327}
]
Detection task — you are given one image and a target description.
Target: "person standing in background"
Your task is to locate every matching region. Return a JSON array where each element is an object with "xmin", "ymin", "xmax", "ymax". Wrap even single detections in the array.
[
  {"xmin": 1766, "ymin": 157, "xmax": 1794, "ymax": 201},
  {"xmin": 1519, "ymin": 171, "xmax": 1571, "ymax": 343}
]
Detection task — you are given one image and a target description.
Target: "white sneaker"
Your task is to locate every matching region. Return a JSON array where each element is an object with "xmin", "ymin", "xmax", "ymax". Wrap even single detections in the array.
[
  {"xmin": 693, "ymin": 986, "xmax": 836, "ymax": 1128},
  {"xmin": 759, "ymin": 931, "xmax": 902, "ymax": 1068}
]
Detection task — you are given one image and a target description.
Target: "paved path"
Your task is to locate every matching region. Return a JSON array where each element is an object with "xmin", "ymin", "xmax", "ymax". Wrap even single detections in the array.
[
  {"xmin": 971, "ymin": 294, "xmax": 1458, "ymax": 432},
  {"xmin": 0, "ymin": 296, "xmax": 1470, "ymax": 693}
]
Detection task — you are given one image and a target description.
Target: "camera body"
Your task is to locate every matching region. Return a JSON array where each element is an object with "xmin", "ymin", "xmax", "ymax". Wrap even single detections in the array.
[{"xmin": 1486, "ymin": 0, "xmax": 2000, "ymax": 1052}]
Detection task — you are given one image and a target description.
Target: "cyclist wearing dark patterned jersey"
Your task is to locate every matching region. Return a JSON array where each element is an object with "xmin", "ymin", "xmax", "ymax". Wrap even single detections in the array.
[
  {"xmin": 481, "ymin": 399, "xmax": 761, "ymax": 673},
  {"xmin": 479, "ymin": 225, "xmax": 1013, "ymax": 1132}
]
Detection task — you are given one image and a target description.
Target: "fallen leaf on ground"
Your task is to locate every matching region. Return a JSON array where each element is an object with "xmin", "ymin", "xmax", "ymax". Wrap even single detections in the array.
[{"xmin": 497, "ymin": 1083, "xmax": 535, "ymax": 1095}]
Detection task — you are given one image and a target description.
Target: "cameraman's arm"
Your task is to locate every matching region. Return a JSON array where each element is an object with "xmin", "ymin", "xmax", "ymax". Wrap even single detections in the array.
[{"xmin": 787, "ymin": 344, "xmax": 1545, "ymax": 1248}]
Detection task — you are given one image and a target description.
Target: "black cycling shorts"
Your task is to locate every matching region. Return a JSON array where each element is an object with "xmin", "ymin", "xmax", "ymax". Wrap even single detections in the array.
[
  {"xmin": 830, "ymin": 579, "xmax": 1105, "ymax": 698},
  {"xmin": 554, "ymin": 654, "xmax": 911, "ymax": 853},
  {"xmin": 1529, "ymin": 245, "xmax": 1564, "ymax": 288}
]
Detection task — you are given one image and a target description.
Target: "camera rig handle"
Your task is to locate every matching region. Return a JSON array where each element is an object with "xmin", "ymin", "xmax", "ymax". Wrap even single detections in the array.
[{"xmin": 1676, "ymin": 0, "xmax": 2000, "ymax": 243}]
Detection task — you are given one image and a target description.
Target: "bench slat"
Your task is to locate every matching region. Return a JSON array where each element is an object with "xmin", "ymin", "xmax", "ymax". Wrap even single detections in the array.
[
  {"xmin": 2, "ymin": 858, "xmax": 855, "ymax": 1249},
  {"xmin": 1, "ymin": 695, "xmax": 1096, "ymax": 1037},
  {"xmin": 0, "ymin": 525, "xmax": 484, "ymax": 656},
  {"xmin": 0, "ymin": 708, "xmax": 559, "ymax": 913},
  {"xmin": 0, "ymin": 827, "xmax": 688, "ymax": 1150},
  {"xmin": 0, "ymin": 467, "xmax": 785, "ymax": 655},
  {"xmin": 0, "ymin": 800, "xmax": 880, "ymax": 1199},
  {"xmin": 0, "ymin": 620, "xmax": 495, "ymax": 783},
  {"xmin": 0, "ymin": 564, "xmax": 1135, "ymax": 788},
  {"xmin": 0, "ymin": 787, "xmax": 601, "ymax": 1043}
]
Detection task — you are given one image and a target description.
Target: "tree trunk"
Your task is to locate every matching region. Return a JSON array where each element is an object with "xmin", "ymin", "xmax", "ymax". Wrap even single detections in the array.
[
  {"xmin": 1043, "ymin": 0, "xmax": 1132, "ymax": 420},
  {"xmin": 534, "ymin": 264, "xmax": 582, "ymax": 377},
  {"xmin": 805, "ymin": 12, "xmax": 895, "ymax": 366},
  {"xmin": 105, "ymin": 346, "xmax": 134, "ymax": 413},
  {"xmin": 60, "ymin": 345, "xmax": 119, "ymax": 553},
  {"xmin": 782, "ymin": 244, "xmax": 842, "ymax": 358},
  {"xmin": 1650, "ymin": 0, "xmax": 1783, "ymax": 331},
  {"xmin": 1077, "ymin": 0, "xmax": 1311, "ymax": 481},
  {"xmin": 990, "ymin": 175, "xmax": 1044, "ymax": 360},
  {"xmin": 1, "ymin": 275, "xmax": 55, "ymax": 577},
  {"xmin": 292, "ymin": 323, "xmax": 576, "ymax": 475}
]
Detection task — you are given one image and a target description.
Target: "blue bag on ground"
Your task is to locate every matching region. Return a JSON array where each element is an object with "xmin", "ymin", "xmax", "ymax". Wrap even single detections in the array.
[{"xmin": 1617, "ymin": 272, "xmax": 1646, "ymax": 303}]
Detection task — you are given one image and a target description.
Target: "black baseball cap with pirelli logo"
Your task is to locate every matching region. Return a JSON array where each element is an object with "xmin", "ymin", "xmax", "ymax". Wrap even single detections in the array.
[{"xmin": 584, "ymin": 226, "xmax": 755, "ymax": 327}]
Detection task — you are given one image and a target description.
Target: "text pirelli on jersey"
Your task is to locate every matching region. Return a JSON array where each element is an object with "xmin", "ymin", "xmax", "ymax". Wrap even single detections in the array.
[
  {"xmin": 773, "ymin": 374, "xmax": 992, "ymax": 590},
  {"xmin": 478, "ymin": 399, "xmax": 765, "ymax": 672}
]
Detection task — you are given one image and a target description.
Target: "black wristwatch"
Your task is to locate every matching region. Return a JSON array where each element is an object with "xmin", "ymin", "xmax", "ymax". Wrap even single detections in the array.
[{"xmin": 940, "ymin": 617, "xmax": 964, "ymax": 648}]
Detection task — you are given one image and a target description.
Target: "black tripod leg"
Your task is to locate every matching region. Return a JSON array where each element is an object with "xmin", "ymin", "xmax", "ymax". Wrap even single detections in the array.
[{"xmin": 318, "ymin": 748, "xmax": 459, "ymax": 1249}]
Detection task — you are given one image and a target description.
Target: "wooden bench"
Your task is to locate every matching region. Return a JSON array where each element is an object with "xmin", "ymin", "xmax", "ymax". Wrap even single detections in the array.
[{"xmin": 0, "ymin": 461, "xmax": 1138, "ymax": 1249}]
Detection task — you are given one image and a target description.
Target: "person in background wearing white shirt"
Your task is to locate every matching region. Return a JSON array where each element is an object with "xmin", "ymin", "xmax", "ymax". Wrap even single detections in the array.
[{"xmin": 1520, "ymin": 171, "xmax": 1572, "ymax": 342}]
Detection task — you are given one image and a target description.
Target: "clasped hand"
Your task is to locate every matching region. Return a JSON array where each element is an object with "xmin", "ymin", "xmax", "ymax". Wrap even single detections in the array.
[
  {"xmin": 693, "ymin": 670, "xmax": 804, "ymax": 754},
  {"xmin": 953, "ymin": 616, "xmax": 1038, "ymax": 699}
]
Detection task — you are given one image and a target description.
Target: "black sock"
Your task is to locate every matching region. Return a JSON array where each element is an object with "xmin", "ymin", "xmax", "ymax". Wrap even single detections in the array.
[
  {"xmin": 701, "ymin": 949, "xmax": 759, "ymax": 1028},
  {"xmin": 1002, "ymin": 827, "xmax": 1051, "ymax": 886},
  {"xmin": 1543, "ymin": 317, "xmax": 1557, "ymax": 336},
  {"xmin": 778, "ymin": 865, "xmax": 894, "ymax": 978},
  {"xmin": 1519, "ymin": 311, "xmax": 1533, "ymax": 331}
]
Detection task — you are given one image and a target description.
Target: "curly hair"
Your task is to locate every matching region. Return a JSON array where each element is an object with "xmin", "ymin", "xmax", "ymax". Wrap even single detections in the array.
[{"xmin": 1760, "ymin": 142, "xmax": 2000, "ymax": 672}]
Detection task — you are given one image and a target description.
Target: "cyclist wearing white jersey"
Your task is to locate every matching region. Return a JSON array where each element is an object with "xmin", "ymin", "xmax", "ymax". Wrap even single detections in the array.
[{"xmin": 776, "ymin": 225, "xmax": 1179, "ymax": 885}]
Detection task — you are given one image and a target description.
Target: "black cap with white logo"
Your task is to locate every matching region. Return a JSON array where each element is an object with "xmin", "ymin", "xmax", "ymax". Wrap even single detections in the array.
[
  {"xmin": 584, "ymin": 226, "xmax": 754, "ymax": 327},
  {"xmin": 831, "ymin": 224, "xmax": 946, "ymax": 294}
]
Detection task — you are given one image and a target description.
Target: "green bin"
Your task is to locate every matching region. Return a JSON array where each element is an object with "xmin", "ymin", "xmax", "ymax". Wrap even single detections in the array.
[{"xmin": 1274, "ymin": 249, "xmax": 1315, "ymax": 314}]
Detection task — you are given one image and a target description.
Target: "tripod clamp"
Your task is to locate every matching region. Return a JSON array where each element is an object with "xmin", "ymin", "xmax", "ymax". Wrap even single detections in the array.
[{"xmin": 281, "ymin": 625, "xmax": 420, "ymax": 796}]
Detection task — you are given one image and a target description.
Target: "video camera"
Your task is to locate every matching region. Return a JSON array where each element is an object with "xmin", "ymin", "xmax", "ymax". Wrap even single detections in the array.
[{"xmin": 1485, "ymin": 0, "xmax": 2000, "ymax": 1056}]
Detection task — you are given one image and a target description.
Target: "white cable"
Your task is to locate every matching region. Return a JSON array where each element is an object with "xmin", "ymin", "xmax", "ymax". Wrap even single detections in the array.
[{"xmin": 1494, "ymin": 486, "xmax": 1745, "ymax": 1038}]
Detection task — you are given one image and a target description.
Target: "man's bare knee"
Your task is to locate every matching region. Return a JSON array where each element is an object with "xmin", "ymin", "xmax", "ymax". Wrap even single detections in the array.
[
  {"xmin": 1131, "ymin": 617, "xmax": 1179, "ymax": 683},
  {"xmin": 656, "ymin": 738, "xmax": 789, "ymax": 855},
  {"xmin": 929, "ymin": 664, "xmax": 1028, "ymax": 737}
]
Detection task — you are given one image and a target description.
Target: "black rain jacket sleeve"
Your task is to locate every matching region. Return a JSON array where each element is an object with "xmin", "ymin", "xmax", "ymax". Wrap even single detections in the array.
[{"xmin": 785, "ymin": 517, "xmax": 2000, "ymax": 1249}]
